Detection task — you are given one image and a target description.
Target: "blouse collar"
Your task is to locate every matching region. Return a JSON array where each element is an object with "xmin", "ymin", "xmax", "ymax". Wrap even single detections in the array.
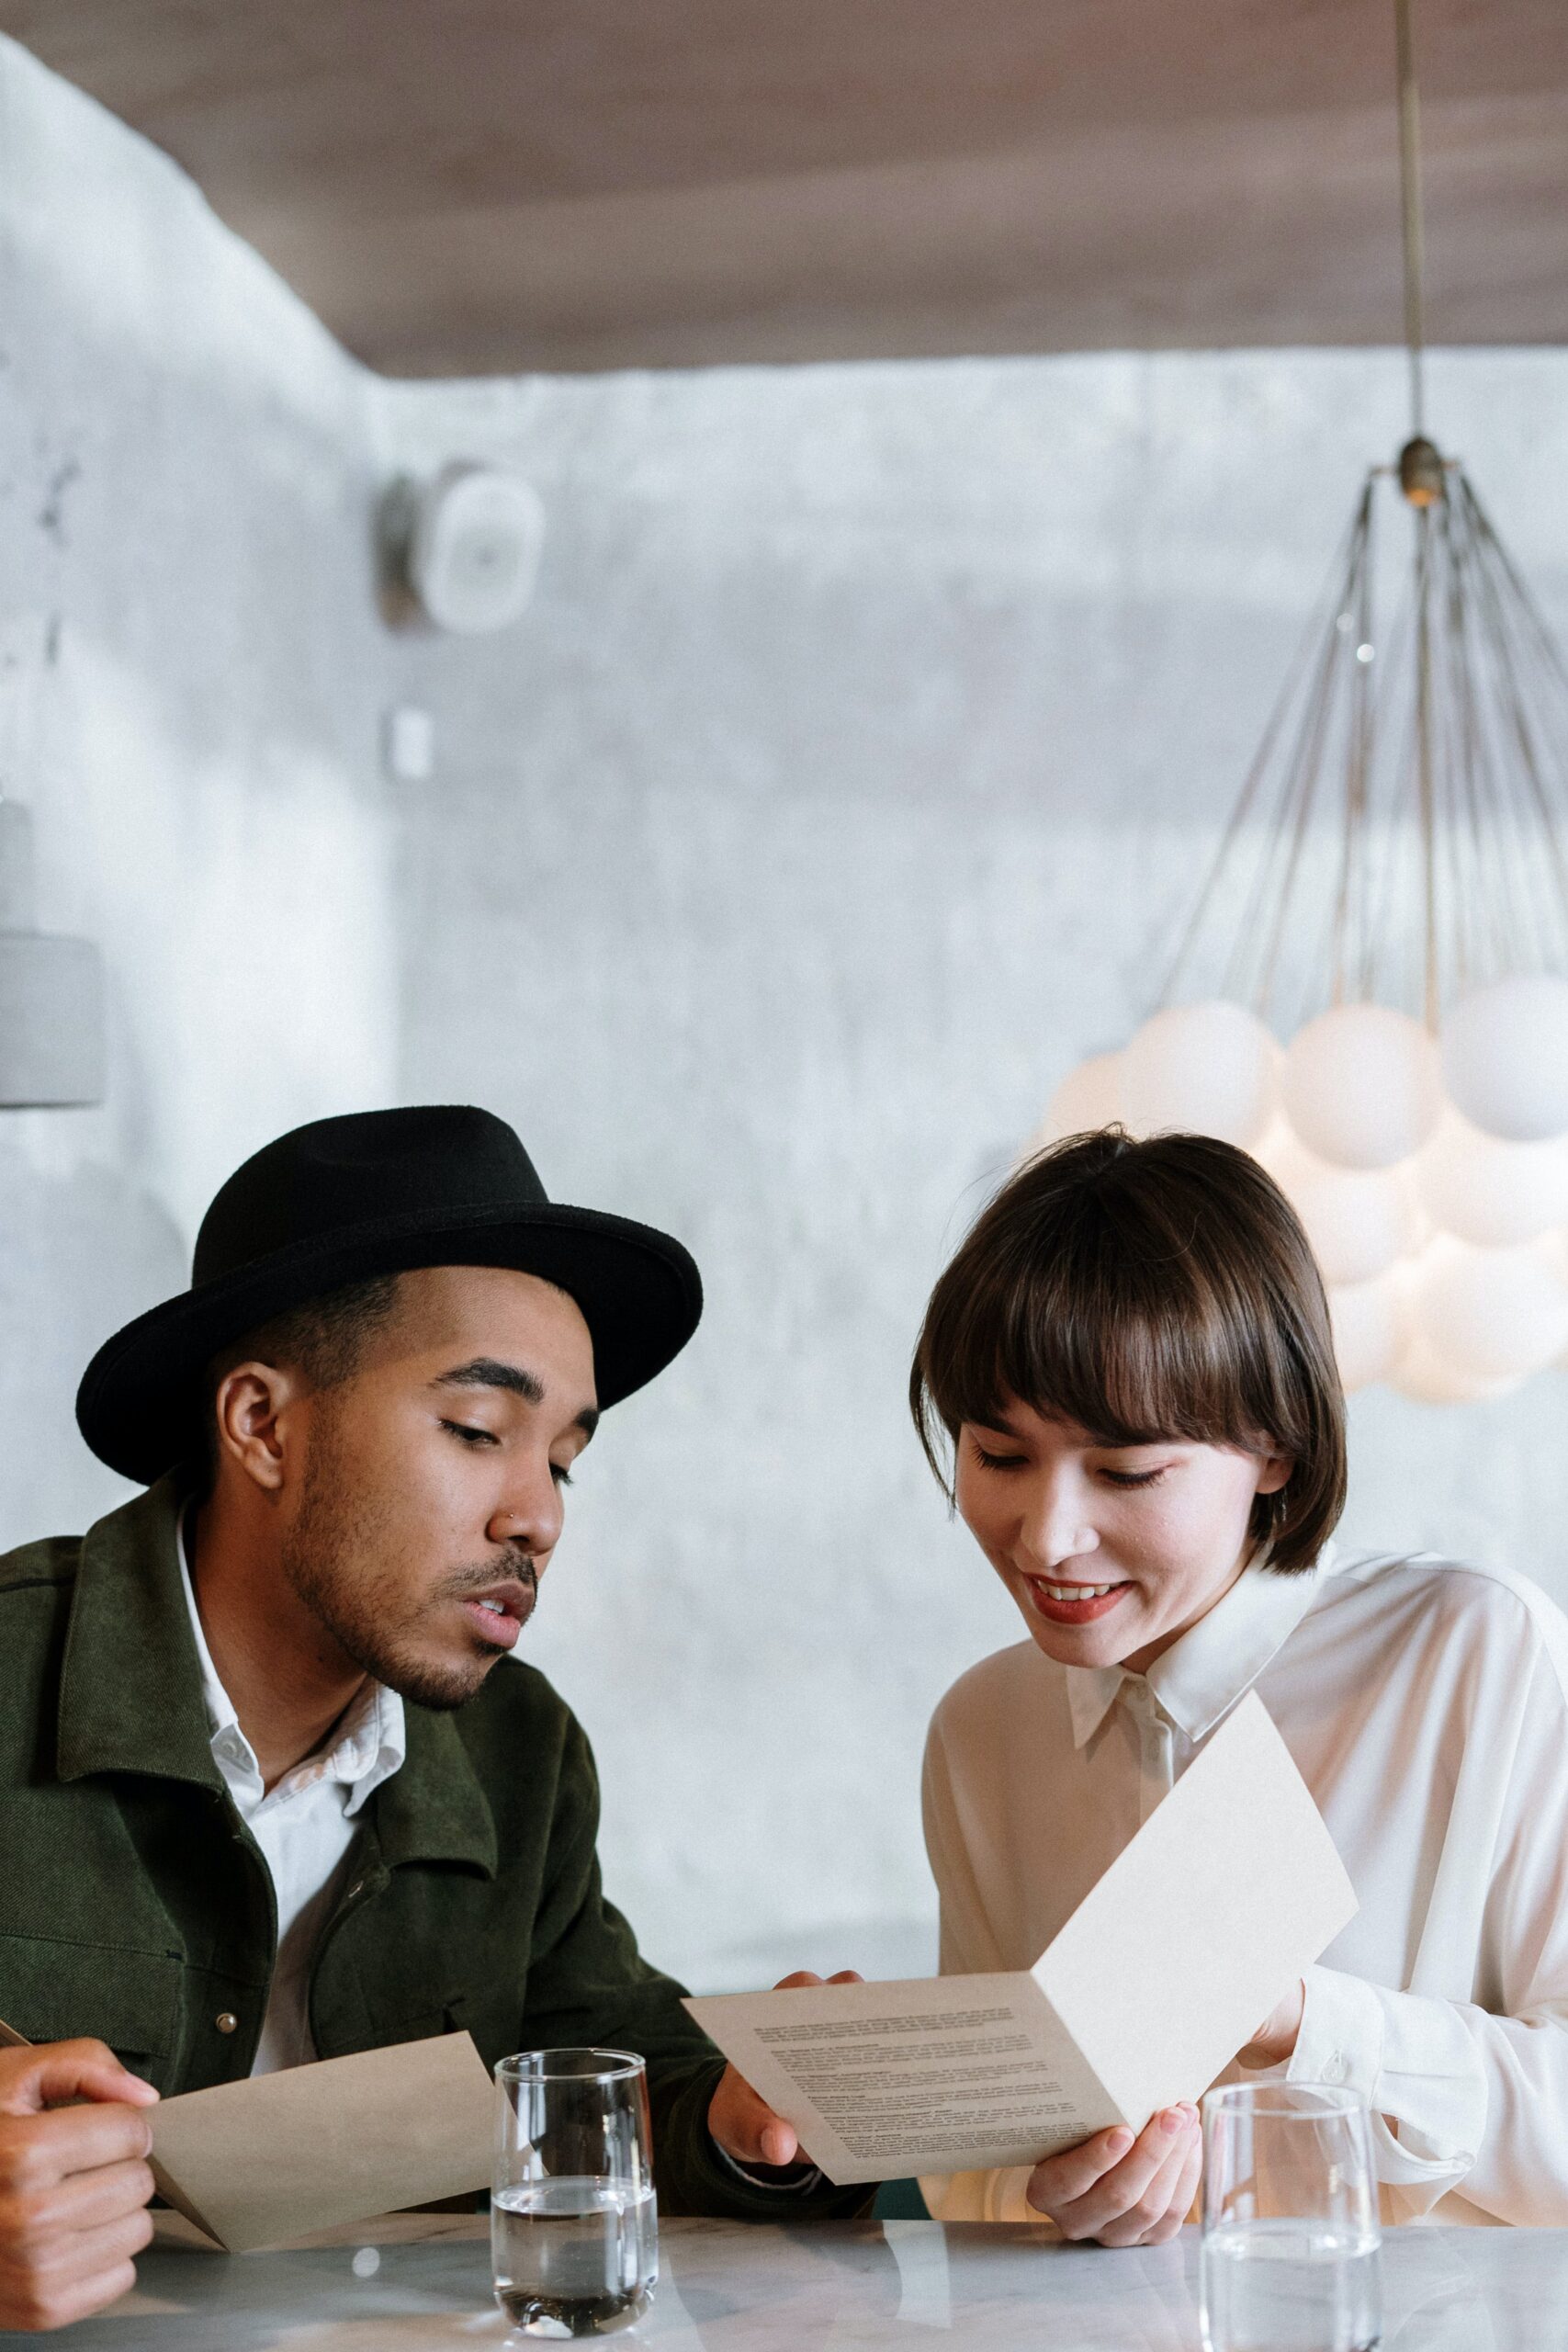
[{"xmin": 1066, "ymin": 1542, "xmax": 1337, "ymax": 1751}]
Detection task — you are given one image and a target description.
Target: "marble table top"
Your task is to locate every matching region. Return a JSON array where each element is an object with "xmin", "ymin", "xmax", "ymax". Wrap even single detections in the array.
[{"xmin": 19, "ymin": 2211, "xmax": 1566, "ymax": 2348}]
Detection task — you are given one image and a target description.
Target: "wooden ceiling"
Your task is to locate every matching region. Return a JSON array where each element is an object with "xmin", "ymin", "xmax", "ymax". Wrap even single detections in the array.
[{"xmin": 5, "ymin": 0, "xmax": 1565, "ymax": 375}]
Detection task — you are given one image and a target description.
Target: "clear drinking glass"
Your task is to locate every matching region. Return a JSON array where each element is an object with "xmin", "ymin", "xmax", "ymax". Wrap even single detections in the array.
[
  {"xmin": 1200, "ymin": 2084, "xmax": 1382, "ymax": 2352},
  {"xmin": 492, "ymin": 2048, "xmax": 658, "ymax": 2337}
]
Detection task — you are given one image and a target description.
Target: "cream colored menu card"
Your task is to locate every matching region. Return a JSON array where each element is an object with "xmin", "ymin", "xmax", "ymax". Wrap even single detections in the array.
[
  {"xmin": 145, "ymin": 2031, "xmax": 496, "ymax": 2249},
  {"xmin": 685, "ymin": 1691, "xmax": 1357, "ymax": 2186},
  {"xmin": 0, "ymin": 2023, "xmax": 494, "ymax": 2251}
]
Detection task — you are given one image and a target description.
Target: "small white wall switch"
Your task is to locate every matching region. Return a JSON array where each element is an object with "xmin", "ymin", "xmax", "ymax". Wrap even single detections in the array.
[{"xmin": 383, "ymin": 705, "xmax": 435, "ymax": 783}]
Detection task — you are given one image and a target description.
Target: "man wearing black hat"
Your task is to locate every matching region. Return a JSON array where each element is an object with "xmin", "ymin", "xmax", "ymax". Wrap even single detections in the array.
[{"xmin": 0, "ymin": 1107, "xmax": 864, "ymax": 2332}]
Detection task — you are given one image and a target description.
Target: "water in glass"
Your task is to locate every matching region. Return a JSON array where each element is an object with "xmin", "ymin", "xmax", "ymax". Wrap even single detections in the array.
[
  {"xmin": 493, "ymin": 2049, "xmax": 658, "ymax": 2338},
  {"xmin": 491, "ymin": 2176, "xmax": 657, "ymax": 2335},
  {"xmin": 1201, "ymin": 2220, "xmax": 1382, "ymax": 2352},
  {"xmin": 1201, "ymin": 2082, "xmax": 1382, "ymax": 2352}
]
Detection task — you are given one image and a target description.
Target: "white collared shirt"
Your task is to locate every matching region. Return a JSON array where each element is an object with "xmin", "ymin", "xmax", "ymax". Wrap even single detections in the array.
[
  {"xmin": 921, "ymin": 1547, "xmax": 1568, "ymax": 2227},
  {"xmin": 176, "ymin": 1521, "xmax": 406, "ymax": 2074}
]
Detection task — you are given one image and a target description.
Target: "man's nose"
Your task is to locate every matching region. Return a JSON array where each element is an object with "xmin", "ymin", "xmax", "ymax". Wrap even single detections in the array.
[{"xmin": 487, "ymin": 1468, "xmax": 563, "ymax": 1559}]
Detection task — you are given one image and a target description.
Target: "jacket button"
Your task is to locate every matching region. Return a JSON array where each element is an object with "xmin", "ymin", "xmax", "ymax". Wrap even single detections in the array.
[{"xmin": 215, "ymin": 2012, "xmax": 239, "ymax": 2035}]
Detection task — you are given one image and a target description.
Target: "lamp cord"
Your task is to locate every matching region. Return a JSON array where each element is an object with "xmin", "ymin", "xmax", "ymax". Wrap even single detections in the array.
[{"xmin": 1395, "ymin": 0, "xmax": 1427, "ymax": 441}]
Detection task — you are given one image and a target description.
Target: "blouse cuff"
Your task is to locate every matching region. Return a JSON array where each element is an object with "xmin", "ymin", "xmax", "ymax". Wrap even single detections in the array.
[{"xmin": 1288, "ymin": 1964, "xmax": 1484, "ymax": 2191}]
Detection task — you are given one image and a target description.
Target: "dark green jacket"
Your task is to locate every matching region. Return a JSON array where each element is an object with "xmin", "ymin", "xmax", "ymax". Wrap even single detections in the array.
[{"xmin": 0, "ymin": 1479, "xmax": 863, "ymax": 2221}]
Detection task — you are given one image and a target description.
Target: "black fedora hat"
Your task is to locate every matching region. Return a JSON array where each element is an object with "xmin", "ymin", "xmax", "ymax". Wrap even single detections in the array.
[{"xmin": 76, "ymin": 1105, "xmax": 703, "ymax": 1484}]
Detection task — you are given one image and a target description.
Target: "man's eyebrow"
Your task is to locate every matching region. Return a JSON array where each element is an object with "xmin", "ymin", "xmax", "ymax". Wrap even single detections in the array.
[
  {"xmin": 431, "ymin": 1358, "xmax": 544, "ymax": 1404},
  {"xmin": 431, "ymin": 1357, "xmax": 599, "ymax": 1438}
]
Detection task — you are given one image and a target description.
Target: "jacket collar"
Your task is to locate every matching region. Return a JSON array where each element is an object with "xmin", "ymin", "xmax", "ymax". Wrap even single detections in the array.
[
  {"xmin": 1065, "ymin": 1544, "xmax": 1336, "ymax": 1751},
  {"xmin": 55, "ymin": 1478, "xmax": 499, "ymax": 1876},
  {"xmin": 374, "ymin": 1708, "xmax": 498, "ymax": 1878},
  {"xmin": 57, "ymin": 1476, "xmax": 224, "ymax": 1790}
]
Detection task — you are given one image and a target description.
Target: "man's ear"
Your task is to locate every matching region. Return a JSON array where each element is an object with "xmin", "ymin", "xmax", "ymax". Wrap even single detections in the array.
[{"xmin": 212, "ymin": 1362, "xmax": 307, "ymax": 1495}]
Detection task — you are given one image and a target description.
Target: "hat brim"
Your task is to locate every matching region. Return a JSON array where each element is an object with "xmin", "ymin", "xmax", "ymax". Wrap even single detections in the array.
[{"xmin": 75, "ymin": 1200, "xmax": 703, "ymax": 1485}]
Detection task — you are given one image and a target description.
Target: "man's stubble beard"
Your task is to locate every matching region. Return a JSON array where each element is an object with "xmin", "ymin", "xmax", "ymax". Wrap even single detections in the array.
[{"xmin": 280, "ymin": 1408, "xmax": 512, "ymax": 1712}]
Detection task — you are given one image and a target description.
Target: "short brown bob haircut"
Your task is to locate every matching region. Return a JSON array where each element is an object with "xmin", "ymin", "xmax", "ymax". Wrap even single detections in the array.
[{"xmin": 910, "ymin": 1128, "xmax": 1346, "ymax": 1574}]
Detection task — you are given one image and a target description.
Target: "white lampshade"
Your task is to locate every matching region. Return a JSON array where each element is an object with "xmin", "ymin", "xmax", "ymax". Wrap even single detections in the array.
[
  {"xmin": 1406, "ymin": 1234, "xmax": 1568, "ymax": 1384},
  {"xmin": 1258, "ymin": 1125, "xmax": 1420, "ymax": 1287},
  {"xmin": 1042, "ymin": 1051, "xmax": 1123, "ymax": 1143},
  {"xmin": 1390, "ymin": 1332, "xmax": 1521, "ymax": 1405},
  {"xmin": 1117, "ymin": 1001, "xmax": 1280, "ymax": 1148},
  {"xmin": 1329, "ymin": 1272, "xmax": 1410, "ymax": 1392},
  {"xmin": 1439, "ymin": 974, "xmax": 1568, "ymax": 1144},
  {"xmin": 1282, "ymin": 1003, "xmax": 1442, "ymax": 1170},
  {"xmin": 1414, "ymin": 1106, "xmax": 1568, "ymax": 1247}
]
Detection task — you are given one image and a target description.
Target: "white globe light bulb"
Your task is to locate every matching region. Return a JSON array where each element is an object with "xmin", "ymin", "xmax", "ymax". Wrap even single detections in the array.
[
  {"xmin": 1257, "ymin": 1125, "xmax": 1421, "ymax": 1287},
  {"xmin": 1407, "ymin": 1233, "xmax": 1568, "ymax": 1384},
  {"xmin": 1329, "ymin": 1271, "xmax": 1410, "ymax": 1392},
  {"xmin": 1414, "ymin": 1106, "xmax": 1568, "ymax": 1248},
  {"xmin": 1039, "ymin": 1051, "xmax": 1123, "ymax": 1146},
  {"xmin": 1390, "ymin": 1333, "xmax": 1521, "ymax": 1405},
  {"xmin": 1440, "ymin": 975, "xmax": 1568, "ymax": 1144},
  {"xmin": 1282, "ymin": 1003, "xmax": 1442, "ymax": 1170},
  {"xmin": 1117, "ymin": 1001, "xmax": 1280, "ymax": 1148}
]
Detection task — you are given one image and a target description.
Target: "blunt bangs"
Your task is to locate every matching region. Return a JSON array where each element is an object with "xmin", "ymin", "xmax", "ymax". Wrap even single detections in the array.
[{"xmin": 909, "ymin": 1128, "xmax": 1347, "ymax": 1574}]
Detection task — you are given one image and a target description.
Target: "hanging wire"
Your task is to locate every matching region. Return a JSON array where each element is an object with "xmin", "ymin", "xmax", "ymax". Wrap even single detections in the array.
[
  {"xmin": 1395, "ymin": 0, "xmax": 1427, "ymax": 442},
  {"xmin": 1149, "ymin": 0, "xmax": 1568, "ymax": 1031}
]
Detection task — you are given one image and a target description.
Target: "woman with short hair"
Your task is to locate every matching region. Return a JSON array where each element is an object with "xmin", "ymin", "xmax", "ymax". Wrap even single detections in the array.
[{"xmin": 913, "ymin": 1127, "xmax": 1568, "ymax": 2236}]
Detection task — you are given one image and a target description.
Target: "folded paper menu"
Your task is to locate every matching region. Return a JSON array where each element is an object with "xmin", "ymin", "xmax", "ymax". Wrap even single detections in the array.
[
  {"xmin": 685, "ymin": 1690, "xmax": 1357, "ymax": 2186},
  {"xmin": 0, "ymin": 2022, "xmax": 494, "ymax": 2251}
]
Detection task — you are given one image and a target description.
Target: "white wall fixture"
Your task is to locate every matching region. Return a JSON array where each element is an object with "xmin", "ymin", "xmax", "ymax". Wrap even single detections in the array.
[
  {"xmin": 382, "ymin": 704, "xmax": 436, "ymax": 784},
  {"xmin": 1036, "ymin": 0, "xmax": 1568, "ymax": 1404},
  {"xmin": 0, "ymin": 799, "xmax": 106, "ymax": 1108},
  {"xmin": 382, "ymin": 461, "xmax": 546, "ymax": 635}
]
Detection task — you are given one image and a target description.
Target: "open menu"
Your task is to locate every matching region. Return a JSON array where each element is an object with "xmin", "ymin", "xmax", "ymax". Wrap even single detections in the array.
[
  {"xmin": 685, "ymin": 1690, "xmax": 1357, "ymax": 2186},
  {"xmin": 0, "ymin": 2021, "xmax": 493, "ymax": 2250}
]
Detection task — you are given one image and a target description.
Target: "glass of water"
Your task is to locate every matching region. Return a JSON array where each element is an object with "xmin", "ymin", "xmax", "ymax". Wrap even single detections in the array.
[
  {"xmin": 492, "ymin": 2048, "xmax": 658, "ymax": 2337},
  {"xmin": 1200, "ymin": 2083, "xmax": 1381, "ymax": 2352}
]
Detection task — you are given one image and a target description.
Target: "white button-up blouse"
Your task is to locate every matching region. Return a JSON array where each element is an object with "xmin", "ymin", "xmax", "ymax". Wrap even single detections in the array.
[{"xmin": 920, "ymin": 1547, "xmax": 1568, "ymax": 2227}]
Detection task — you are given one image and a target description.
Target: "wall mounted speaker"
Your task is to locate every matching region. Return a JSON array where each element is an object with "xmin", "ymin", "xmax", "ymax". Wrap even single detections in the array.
[{"xmin": 384, "ymin": 462, "xmax": 547, "ymax": 635}]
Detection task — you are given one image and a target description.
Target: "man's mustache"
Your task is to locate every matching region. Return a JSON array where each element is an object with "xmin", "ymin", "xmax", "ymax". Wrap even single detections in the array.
[{"xmin": 445, "ymin": 1555, "xmax": 539, "ymax": 1618}]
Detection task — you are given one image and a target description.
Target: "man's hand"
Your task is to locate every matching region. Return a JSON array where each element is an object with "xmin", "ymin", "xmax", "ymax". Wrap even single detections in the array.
[
  {"xmin": 1026, "ymin": 2106, "xmax": 1201, "ymax": 2246},
  {"xmin": 707, "ymin": 1970, "xmax": 862, "ymax": 2170},
  {"xmin": 0, "ymin": 2041, "xmax": 160, "ymax": 2333},
  {"xmin": 1237, "ymin": 1977, "xmax": 1306, "ymax": 2070}
]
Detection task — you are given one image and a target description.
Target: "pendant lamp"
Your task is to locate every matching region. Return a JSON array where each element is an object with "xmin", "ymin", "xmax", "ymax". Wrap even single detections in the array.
[{"xmin": 1038, "ymin": 0, "xmax": 1568, "ymax": 1400}]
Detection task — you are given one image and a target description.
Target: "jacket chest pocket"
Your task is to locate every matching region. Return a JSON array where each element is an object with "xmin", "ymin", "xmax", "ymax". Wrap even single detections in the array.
[{"xmin": 0, "ymin": 1930, "xmax": 181, "ymax": 2082}]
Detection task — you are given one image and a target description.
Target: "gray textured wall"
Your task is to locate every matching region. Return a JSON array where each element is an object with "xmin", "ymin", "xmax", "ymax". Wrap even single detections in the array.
[
  {"xmin": 6, "ymin": 32, "xmax": 1568, "ymax": 1995},
  {"xmin": 374, "ymin": 356, "xmax": 1568, "ymax": 1988},
  {"xmin": 0, "ymin": 40, "xmax": 398, "ymax": 1547}
]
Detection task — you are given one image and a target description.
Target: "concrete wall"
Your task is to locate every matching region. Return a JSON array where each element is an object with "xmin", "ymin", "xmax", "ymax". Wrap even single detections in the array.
[
  {"xmin": 7, "ymin": 30, "xmax": 1568, "ymax": 1997},
  {"xmin": 0, "ymin": 38, "xmax": 399, "ymax": 1547},
  {"xmin": 374, "ymin": 353, "xmax": 1568, "ymax": 1989}
]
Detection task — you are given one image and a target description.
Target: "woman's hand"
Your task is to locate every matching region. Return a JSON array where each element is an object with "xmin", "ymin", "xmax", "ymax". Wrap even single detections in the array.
[
  {"xmin": 1025, "ymin": 2105, "xmax": 1201, "ymax": 2245},
  {"xmin": 1236, "ymin": 1977, "xmax": 1306, "ymax": 2070}
]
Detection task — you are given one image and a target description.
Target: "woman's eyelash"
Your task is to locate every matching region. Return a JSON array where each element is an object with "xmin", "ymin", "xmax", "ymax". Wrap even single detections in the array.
[
  {"xmin": 551, "ymin": 1465, "xmax": 574, "ymax": 1488},
  {"xmin": 970, "ymin": 1446, "xmax": 1168, "ymax": 1487}
]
